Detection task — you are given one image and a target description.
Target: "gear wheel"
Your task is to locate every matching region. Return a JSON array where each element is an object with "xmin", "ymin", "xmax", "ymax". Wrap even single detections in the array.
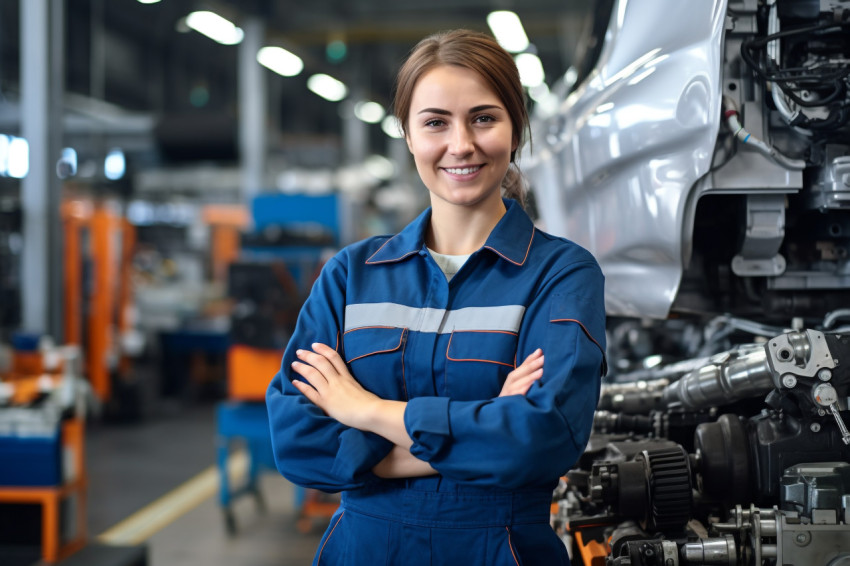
[{"xmin": 636, "ymin": 446, "xmax": 692, "ymax": 532}]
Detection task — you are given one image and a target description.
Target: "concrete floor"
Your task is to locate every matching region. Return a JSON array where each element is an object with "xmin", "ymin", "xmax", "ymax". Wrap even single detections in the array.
[{"xmin": 87, "ymin": 401, "xmax": 327, "ymax": 566}]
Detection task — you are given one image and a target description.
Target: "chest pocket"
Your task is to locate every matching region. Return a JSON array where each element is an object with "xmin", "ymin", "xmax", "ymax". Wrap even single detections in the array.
[
  {"xmin": 343, "ymin": 326, "xmax": 408, "ymax": 401},
  {"xmin": 445, "ymin": 330, "xmax": 517, "ymax": 401}
]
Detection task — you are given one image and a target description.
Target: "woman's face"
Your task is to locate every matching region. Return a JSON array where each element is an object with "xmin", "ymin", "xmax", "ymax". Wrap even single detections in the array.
[{"xmin": 405, "ymin": 64, "xmax": 517, "ymax": 211}]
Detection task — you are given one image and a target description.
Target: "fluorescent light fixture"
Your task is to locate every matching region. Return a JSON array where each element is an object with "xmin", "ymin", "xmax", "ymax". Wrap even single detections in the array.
[
  {"xmin": 528, "ymin": 82, "xmax": 550, "ymax": 102},
  {"xmin": 307, "ymin": 74, "xmax": 348, "ymax": 102},
  {"xmin": 354, "ymin": 101, "xmax": 385, "ymax": 124},
  {"xmin": 185, "ymin": 11, "xmax": 244, "ymax": 45},
  {"xmin": 257, "ymin": 46, "xmax": 303, "ymax": 77},
  {"xmin": 104, "ymin": 149, "xmax": 126, "ymax": 181},
  {"xmin": 381, "ymin": 115, "xmax": 404, "ymax": 139},
  {"xmin": 487, "ymin": 11, "xmax": 529, "ymax": 53},
  {"xmin": 364, "ymin": 155, "xmax": 395, "ymax": 181},
  {"xmin": 137, "ymin": 0, "xmax": 161, "ymax": 4},
  {"xmin": 515, "ymin": 53, "xmax": 545, "ymax": 87},
  {"xmin": 6, "ymin": 136, "xmax": 29, "ymax": 179}
]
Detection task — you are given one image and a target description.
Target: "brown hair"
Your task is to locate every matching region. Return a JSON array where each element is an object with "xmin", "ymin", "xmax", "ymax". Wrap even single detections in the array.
[{"xmin": 392, "ymin": 29, "xmax": 530, "ymax": 205}]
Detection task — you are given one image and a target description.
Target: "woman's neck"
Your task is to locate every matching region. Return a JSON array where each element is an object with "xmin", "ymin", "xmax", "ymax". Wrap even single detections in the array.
[{"xmin": 426, "ymin": 197, "xmax": 506, "ymax": 255}]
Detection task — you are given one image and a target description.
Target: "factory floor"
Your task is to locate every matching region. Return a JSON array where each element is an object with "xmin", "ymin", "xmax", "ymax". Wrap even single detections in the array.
[
  {"xmin": 24, "ymin": 399, "xmax": 326, "ymax": 566},
  {"xmin": 87, "ymin": 400, "xmax": 325, "ymax": 566}
]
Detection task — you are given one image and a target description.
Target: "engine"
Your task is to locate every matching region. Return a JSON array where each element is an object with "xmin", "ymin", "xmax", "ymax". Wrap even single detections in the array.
[
  {"xmin": 527, "ymin": 0, "xmax": 850, "ymax": 564},
  {"xmin": 552, "ymin": 328, "xmax": 850, "ymax": 565}
]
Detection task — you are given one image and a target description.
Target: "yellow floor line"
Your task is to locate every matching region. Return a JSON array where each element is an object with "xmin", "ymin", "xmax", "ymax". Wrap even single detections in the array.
[{"xmin": 97, "ymin": 450, "xmax": 248, "ymax": 545}]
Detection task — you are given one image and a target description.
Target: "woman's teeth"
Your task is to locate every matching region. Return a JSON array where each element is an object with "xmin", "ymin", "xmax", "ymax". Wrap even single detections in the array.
[{"xmin": 445, "ymin": 166, "xmax": 481, "ymax": 175}]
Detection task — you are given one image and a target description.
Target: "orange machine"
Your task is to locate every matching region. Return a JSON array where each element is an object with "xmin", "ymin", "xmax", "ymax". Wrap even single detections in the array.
[
  {"xmin": 201, "ymin": 204, "xmax": 249, "ymax": 285},
  {"xmin": 62, "ymin": 197, "xmax": 136, "ymax": 403}
]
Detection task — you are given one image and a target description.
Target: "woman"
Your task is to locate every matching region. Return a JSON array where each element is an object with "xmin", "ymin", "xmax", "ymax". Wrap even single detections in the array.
[{"xmin": 266, "ymin": 29, "xmax": 606, "ymax": 566}]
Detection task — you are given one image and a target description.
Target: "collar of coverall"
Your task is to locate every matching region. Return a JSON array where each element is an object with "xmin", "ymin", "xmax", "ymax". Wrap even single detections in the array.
[{"xmin": 365, "ymin": 198, "xmax": 534, "ymax": 266}]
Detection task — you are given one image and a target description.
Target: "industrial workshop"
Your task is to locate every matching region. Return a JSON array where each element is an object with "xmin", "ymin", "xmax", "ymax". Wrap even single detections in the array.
[{"xmin": 1, "ymin": 0, "xmax": 850, "ymax": 565}]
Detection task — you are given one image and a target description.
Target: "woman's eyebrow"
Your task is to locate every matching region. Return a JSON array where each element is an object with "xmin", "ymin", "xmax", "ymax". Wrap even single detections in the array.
[{"xmin": 417, "ymin": 104, "xmax": 503, "ymax": 115}]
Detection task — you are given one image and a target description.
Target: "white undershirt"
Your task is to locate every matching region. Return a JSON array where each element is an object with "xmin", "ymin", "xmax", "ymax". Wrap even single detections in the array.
[{"xmin": 427, "ymin": 248, "xmax": 471, "ymax": 282}]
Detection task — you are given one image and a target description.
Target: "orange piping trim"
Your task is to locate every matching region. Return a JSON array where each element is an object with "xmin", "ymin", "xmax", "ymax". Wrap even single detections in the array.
[
  {"xmin": 445, "ymin": 330, "xmax": 517, "ymax": 367},
  {"xmin": 344, "ymin": 328, "xmax": 405, "ymax": 363},
  {"xmin": 484, "ymin": 228, "xmax": 534, "ymax": 266},
  {"xmin": 317, "ymin": 511, "xmax": 345, "ymax": 565},
  {"xmin": 400, "ymin": 329, "xmax": 409, "ymax": 400},
  {"xmin": 505, "ymin": 527, "xmax": 521, "ymax": 566},
  {"xmin": 550, "ymin": 318, "xmax": 604, "ymax": 353},
  {"xmin": 365, "ymin": 235, "xmax": 419, "ymax": 264}
]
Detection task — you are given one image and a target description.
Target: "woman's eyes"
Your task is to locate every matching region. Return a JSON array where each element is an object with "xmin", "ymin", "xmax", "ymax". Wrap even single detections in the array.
[{"xmin": 423, "ymin": 115, "xmax": 495, "ymax": 128}]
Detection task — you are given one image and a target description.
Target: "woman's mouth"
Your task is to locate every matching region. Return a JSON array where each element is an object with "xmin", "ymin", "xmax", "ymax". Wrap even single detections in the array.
[{"xmin": 443, "ymin": 165, "xmax": 482, "ymax": 176}]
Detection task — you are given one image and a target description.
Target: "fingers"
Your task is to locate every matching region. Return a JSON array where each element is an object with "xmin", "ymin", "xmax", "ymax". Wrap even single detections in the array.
[
  {"xmin": 293, "ymin": 347, "xmax": 339, "ymax": 383},
  {"xmin": 500, "ymin": 348, "xmax": 544, "ymax": 398},
  {"xmin": 519, "ymin": 348, "xmax": 544, "ymax": 370},
  {"xmin": 510, "ymin": 349, "xmax": 544, "ymax": 379},
  {"xmin": 290, "ymin": 359, "xmax": 328, "ymax": 392},
  {"xmin": 291, "ymin": 378, "xmax": 321, "ymax": 405},
  {"xmin": 311, "ymin": 342, "xmax": 349, "ymax": 375},
  {"xmin": 500, "ymin": 367, "xmax": 543, "ymax": 397}
]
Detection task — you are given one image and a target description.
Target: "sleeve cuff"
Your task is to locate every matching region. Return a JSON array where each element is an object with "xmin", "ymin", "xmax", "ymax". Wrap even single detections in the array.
[
  {"xmin": 404, "ymin": 396, "xmax": 451, "ymax": 461},
  {"xmin": 330, "ymin": 428, "xmax": 393, "ymax": 483}
]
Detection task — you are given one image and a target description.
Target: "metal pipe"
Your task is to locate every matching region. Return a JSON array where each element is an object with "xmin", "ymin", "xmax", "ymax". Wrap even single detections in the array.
[{"xmin": 662, "ymin": 344, "xmax": 774, "ymax": 410}]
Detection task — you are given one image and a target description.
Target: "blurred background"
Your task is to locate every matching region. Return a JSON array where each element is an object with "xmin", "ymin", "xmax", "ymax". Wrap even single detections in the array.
[{"xmin": 0, "ymin": 1, "xmax": 597, "ymax": 564}]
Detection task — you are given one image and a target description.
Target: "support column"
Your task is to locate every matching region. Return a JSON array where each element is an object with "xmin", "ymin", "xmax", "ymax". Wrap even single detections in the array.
[
  {"xmin": 20, "ymin": 0, "xmax": 63, "ymax": 339},
  {"xmin": 239, "ymin": 17, "xmax": 267, "ymax": 203},
  {"xmin": 341, "ymin": 96, "xmax": 368, "ymax": 166}
]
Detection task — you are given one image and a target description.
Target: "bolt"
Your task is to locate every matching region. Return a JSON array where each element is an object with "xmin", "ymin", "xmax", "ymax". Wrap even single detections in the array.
[
  {"xmin": 782, "ymin": 374, "xmax": 798, "ymax": 388},
  {"xmin": 794, "ymin": 531, "xmax": 811, "ymax": 546},
  {"xmin": 819, "ymin": 408, "xmax": 827, "ymax": 416},
  {"xmin": 810, "ymin": 423, "xmax": 821, "ymax": 433},
  {"xmin": 818, "ymin": 368, "xmax": 832, "ymax": 381}
]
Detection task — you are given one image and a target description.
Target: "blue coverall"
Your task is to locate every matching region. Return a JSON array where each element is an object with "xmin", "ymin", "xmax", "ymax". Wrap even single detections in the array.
[{"xmin": 266, "ymin": 198, "xmax": 606, "ymax": 566}]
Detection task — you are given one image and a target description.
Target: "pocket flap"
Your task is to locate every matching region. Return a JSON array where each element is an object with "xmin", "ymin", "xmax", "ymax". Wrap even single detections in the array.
[
  {"xmin": 344, "ymin": 326, "xmax": 405, "ymax": 363},
  {"xmin": 446, "ymin": 330, "xmax": 517, "ymax": 367}
]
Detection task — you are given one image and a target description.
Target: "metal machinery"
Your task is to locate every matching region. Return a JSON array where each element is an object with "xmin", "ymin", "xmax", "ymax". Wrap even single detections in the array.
[
  {"xmin": 62, "ymin": 195, "xmax": 136, "ymax": 409},
  {"xmin": 218, "ymin": 193, "xmax": 342, "ymax": 534},
  {"xmin": 525, "ymin": 0, "xmax": 850, "ymax": 564},
  {"xmin": 0, "ymin": 340, "xmax": 88, "ymax": 563}
]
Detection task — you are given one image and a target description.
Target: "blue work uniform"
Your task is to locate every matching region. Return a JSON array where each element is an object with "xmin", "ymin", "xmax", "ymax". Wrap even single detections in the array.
[{"xmin": 266, "ymin": 198, "xmax": 606, "ymax": 566}]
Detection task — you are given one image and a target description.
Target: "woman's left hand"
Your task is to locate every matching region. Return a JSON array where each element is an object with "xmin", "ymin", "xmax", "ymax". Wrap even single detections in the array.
[{"xmin": 290, "ymin": 342, "xmax": 379, "ymax": 429}]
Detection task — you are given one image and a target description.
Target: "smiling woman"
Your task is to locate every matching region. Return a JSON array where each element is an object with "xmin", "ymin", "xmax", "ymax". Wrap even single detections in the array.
[{"xmin": 266, "ymin": 29, "xmax": 607, "ymax": 566}]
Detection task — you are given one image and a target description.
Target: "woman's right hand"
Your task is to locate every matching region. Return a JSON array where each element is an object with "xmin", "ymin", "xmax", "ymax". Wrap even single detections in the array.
[{"xmin": 499, "ymin": 348, "xmax": 544, "ymax": 397}]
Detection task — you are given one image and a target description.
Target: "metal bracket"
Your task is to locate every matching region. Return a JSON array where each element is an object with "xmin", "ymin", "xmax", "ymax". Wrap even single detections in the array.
[{"xmin": 732, "ymin": 194, "xmax": 786, "ymax": 276}]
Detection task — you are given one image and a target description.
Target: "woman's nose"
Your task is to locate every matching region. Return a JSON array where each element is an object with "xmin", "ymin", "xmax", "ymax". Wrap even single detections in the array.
[{"xmin": 449, "ymin": 125, "xmax": 474, "ymax": 156}]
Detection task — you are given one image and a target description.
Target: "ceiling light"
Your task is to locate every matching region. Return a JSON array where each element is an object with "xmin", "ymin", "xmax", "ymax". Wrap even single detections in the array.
[
  {"xmin": 0, "ymin": 135, "xmax": 29, "ymax": 179},
  {"xmin": 528, "ymin": 82, "xmax": 549, "ymax": 102},
  {"xmin": 515, "ymin": 53, "xmax": 545, "ymax": 87},
  {"xmin": 137, "ymin": 0, "xmax": 161, "ymax": 4},
  {"xmin": 487, "ymin": 11, "xmax": 529, "ymax": 53},
  {"xmin": 364, "ymin": 155, "xmax": 395, "ymax": 181},
  {"xmin": 257, "ymin": 46, "xmax": 303, "ymax": 77},
  {"xmin": 381, "ymin": 115, "xmax": 403, "ymax": 139},
  {"xmin": 307, "ymin": 74, "xmax": 348, "ymax": 102},
  {"xmin": 104, "ymin": 149, "xmax": 126, "ymax": 181},
  {"xmin": 354, "ymin": 101, "xmax": 385, "ymax": 124},
  {"xmin": 185, "ymin": 11, "xmax": 244, "ymax": 46}
]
